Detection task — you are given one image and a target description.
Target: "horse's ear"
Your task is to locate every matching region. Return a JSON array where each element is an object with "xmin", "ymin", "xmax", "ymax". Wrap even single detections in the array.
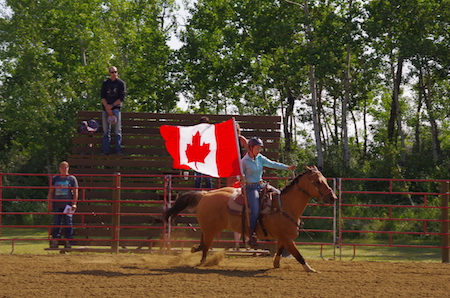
[{"xmin": 305, "ymin": 165, "xmax": 311, "ymax": 171}]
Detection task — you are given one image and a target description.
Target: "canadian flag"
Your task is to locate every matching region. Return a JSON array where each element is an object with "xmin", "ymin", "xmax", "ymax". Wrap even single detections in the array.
[{"xmin": 160, "ymin": 118, "xmax": 242, "ymax": 178}]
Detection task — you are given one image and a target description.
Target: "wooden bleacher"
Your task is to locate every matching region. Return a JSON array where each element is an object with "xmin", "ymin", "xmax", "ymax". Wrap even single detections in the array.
[
  {"xmin": 60, "ymin": 111, "xmax": 282, "ymax": 253},
  {"xmin": 69, "ymin": 111, "xmax": 281, "ymax": 175}
]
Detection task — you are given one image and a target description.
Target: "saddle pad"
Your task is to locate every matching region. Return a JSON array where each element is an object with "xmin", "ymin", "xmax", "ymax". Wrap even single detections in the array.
[{"xmin": 227, "ymin": 188, "xmax": 272, "ymax": 216}]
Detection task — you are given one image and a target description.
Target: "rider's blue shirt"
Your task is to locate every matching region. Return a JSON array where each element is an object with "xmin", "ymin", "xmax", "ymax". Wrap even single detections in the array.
[{"xmin": 241, "ymin": 152, "xmax": 290, "ymax": 183}]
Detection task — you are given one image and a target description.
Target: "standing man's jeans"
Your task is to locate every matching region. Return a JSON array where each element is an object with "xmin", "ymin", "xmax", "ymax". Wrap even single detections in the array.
[
  {"xmin": 52, "ymin": 207, "xmax": 73, "ymax": 239},
  {"xmin": 102, "ymin": 109, "xmax": 122, "ymax": 154},
  {"xmin": 194, "ymin": 172, "xmax": 212, "ymax": 188}
]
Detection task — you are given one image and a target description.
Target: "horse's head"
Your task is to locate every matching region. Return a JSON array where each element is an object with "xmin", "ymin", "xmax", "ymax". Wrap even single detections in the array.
[{"xmin": 290, "ymin": 165, "xmax": 337, "ymax": 204}]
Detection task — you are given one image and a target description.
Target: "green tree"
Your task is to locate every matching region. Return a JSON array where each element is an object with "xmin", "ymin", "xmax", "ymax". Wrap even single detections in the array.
[
  {"xmin": 364, "ymin": 0, "xmax": 450, "ymax": 178},
  {"xmin": 0, "ymin": 0, "xmax": 179, "ymax": 174},
  {"xmin": 179, "ymin": 0, "xmax": 311, "ymax": 165}
]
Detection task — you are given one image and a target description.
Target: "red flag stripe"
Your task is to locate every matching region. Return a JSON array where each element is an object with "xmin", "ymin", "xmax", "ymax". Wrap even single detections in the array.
[
  {"xmin": 159, "ymin": 125, "xmax": 190, "ymax": 170},
  {"xmin": 215, "ymin": 119, "xmax": 241, "ymax": 177},
  {"xmin": 160, "ymin": 119, "xmax": 241, "ymax": 177}
]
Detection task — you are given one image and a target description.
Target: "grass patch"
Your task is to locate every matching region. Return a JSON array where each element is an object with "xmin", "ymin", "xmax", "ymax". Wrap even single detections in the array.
[
  {"xmin": 0, "ymin": 228, "xmax": 54, "ymax": 254},
  {"xmin": 0, "ymin": 227, "xmax": 446, "ymax": 262},
  {"xmin": 293, "ymin": 234, "xmax": 444, "ymax": 262},
  {"xmin": 306, "ymin": 244, "xmax": 442, "ymax": 262},
  {"xmin": 1, "ymin": 227, "xmax": 49, "ymax": 238}
]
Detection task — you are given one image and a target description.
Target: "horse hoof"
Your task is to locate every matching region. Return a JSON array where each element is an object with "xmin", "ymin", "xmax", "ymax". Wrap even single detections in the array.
[
  {"xmin": 191, "ymin": 245, "xmax": 202, "ymax": 253},
  {"xmin": 197, "ymin": 261, "xmax": 206, "ymax": 267},
  {"xmin": 273, "ymin": 255, "xmax": 281, "ymax": 268},
  {"xmin": 303, "ymin": 264, "xmax": 319, "ymax": 273},
  {"xmin": 306, "ymin": 268, "xmax": 320, "ymax": 273}
]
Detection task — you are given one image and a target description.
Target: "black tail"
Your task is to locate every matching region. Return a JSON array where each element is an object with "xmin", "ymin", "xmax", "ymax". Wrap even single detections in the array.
[{"xmin": 164, "ymin": 190, "xmax": 204, "ymax": 222}]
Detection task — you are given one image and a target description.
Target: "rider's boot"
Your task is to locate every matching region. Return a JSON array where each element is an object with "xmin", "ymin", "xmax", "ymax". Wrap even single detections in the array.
[{"xmin": 248, "ymin": 229, "xmax": 258, "ymax": 248}]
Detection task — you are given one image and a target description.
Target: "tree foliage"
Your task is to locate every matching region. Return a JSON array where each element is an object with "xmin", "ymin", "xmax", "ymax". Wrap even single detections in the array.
[
  {"xmin": 0, "ymin": 0, "xmax": 178, "ymax": 173},
  {"xmin": 1, "ymin": 0, "xmax": 450, "ymax": 182}
]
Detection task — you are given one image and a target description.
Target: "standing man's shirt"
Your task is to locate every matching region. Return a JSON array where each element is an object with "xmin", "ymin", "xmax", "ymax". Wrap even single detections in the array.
[
  {"xmin": 100, "ymin": 78, "xmax": 126, "ymax": 110},
  {"xmin": 51, "ymin": 175, "xmax": 78, "ymax": 209}
]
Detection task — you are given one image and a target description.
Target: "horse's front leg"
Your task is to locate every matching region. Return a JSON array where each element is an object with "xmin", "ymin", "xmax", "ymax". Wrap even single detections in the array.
[{"xmin": 283, "ymin": 240, "xmax": 318, "ymax": 273}]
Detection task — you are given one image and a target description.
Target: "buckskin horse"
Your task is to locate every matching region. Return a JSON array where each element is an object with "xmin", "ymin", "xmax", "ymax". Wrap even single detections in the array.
[{"xmin": 164, "ymin": 166, "xmax": 337, "ymax": 273}]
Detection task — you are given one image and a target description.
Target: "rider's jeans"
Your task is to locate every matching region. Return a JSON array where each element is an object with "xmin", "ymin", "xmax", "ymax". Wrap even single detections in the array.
[{"xmin": 246, "ymin": 183, "xmax": 281, "ymax": 230}]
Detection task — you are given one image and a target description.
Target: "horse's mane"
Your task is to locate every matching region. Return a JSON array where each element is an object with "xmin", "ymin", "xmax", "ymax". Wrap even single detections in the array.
[{"xmin": 280, "ymin": 170, "xmax": 308, "ymax": 195}]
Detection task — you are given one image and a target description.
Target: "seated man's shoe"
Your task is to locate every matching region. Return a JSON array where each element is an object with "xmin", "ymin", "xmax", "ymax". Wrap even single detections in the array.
[{"xmin": 64, "ymin": 241, "xmax": 72, "ymax": 249}]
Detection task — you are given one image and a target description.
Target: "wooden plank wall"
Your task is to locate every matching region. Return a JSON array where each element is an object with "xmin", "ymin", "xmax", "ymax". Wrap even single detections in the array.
[
  {"xmin": 67, "ymin": 111, "xmax": 282, "ymax": 250},
  {"xmin": 69, "ymin": 111, "xmax": 281, "ymax": 175}
]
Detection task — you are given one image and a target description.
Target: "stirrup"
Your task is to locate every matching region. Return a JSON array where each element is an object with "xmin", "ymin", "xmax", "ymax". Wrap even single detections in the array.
[{"xmin": 248, "ymin": 234, "xmax": 258, "ymax": 247}]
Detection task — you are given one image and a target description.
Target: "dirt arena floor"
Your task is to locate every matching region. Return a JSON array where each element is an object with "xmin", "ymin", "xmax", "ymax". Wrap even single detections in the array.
[{"xmin": 0, "ymin": 252, "xmax": 448, "ymax": 298}]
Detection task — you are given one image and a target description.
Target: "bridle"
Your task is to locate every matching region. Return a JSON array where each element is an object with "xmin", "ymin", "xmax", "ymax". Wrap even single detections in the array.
[
  {"xmin": 269, "ymin": 168, "xmax": 334, "ymax": 232},
  {"xmin": 295, "ymin": 168, "xmax": 333, "ymax": 201}
]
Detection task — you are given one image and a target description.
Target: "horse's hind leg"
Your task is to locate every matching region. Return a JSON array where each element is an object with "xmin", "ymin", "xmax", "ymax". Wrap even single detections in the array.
[
  {"xmin": 191, "ymin": 234, "xmax": 204, "ymax": 253},
  {"xmin": 199, "ymin": 233, "xmax": 215, "ymax": 266}
]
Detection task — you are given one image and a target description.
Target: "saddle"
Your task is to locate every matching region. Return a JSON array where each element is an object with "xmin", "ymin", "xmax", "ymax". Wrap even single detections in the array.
[{"xmin": 227, "ymin": 185, "xmax": 274, "ymax": 218}]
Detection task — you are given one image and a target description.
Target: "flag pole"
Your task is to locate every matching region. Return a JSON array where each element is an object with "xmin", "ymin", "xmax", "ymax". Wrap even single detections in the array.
[
  {"xmin": 232, "ymin": 118, "xmax": 251, "ymax": 239},
  {"xmin": 240, "ymin": 176, "xmax": 251, "ymax": 238}
]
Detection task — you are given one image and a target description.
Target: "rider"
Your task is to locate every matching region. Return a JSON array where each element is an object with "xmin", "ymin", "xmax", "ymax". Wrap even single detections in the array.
[{"xmin": 241, "ymin": 137, "xmax": 296, "ymax": 247}]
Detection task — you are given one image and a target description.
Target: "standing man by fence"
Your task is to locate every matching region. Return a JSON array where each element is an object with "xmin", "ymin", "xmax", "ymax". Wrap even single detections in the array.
[
  {"xmin": 193, "ymin": 116, "xmax": 213, "ymax": 189},
  {"xmin": 47, "ymin": 161, "xmax": 78, "ymax": 249}
]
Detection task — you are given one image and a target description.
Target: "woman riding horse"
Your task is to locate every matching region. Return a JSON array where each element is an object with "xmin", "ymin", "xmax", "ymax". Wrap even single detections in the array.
[
  {"xmin": 164, "ymin": 165, "xmax": 337, "ymax": 272},
  {"xmin": 242, "ymin": 137, "xmax": 296, "ymax": 247}
]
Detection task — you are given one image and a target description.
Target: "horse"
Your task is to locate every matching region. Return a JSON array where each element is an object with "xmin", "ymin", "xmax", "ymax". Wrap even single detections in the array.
[{"xmin": 164, "ymin": 165, "xmax": 337, "ymax": 273}]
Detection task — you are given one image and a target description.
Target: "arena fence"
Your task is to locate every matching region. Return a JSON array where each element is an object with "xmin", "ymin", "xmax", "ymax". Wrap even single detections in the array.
[{"xmin": 0, "ymin": 172, "xmax": 449, "ymax": 262}]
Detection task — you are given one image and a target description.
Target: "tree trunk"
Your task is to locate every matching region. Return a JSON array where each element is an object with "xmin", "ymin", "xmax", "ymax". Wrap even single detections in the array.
[
  {"xmin": 342, "ymin": 0, "xmax": 353, "ymax": 169},
  {"xmin": 422, "ymin": 63, "xmax": 441, "ymax": 160},
  {"xmin": 343, "ymin": 43, "xmax": 351, "ymax": 168},
  {"xmin": 387, "ymin": 55, "xmax": 405, "ymax": 164},
  {"xmin": 414, "ymin": 74, "xmax": 423, "ymax": 153},
  {"xmin": 387, "ymin": 56, "xmax": 401, "ymax": 142},
  {"xmin": 309, "ymin": 65, "xmax": 323, "ymax": 169},
  {"xmin": 283, "ymin": 91, "xmax": 295, "ymax": 153},
  {"xmin": 303, "ymin": 0, "xmax": 323, "ymax": 169}
]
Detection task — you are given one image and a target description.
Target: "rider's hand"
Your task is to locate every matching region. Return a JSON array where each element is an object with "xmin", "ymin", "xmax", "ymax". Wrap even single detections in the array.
[{"xmin": 288, "ymin": 165, "xmax": 297, "ymax": 171}]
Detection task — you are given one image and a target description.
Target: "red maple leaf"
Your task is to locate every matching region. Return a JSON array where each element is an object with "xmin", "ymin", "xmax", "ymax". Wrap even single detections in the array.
[{"xmin": 186, "ymin": 131, "xmax": 211, "ymax": 169}]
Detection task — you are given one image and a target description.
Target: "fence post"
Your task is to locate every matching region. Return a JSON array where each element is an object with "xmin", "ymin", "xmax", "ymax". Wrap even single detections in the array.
[
  {"xmin": 333, "ymin": 178, "xmax": 340, "ymax": 260},
  {"xmin": 441, "ymin": 181, "xmax": 449, "ymax": 263},
  {"xmin": 337, "ymin": 178, "xmax": 343, "ymax": 260},
  {"xmin": 0, "ymin": 173, "xmax": 2, "ymax": 237},
  {"xmin": 164, "ymin": 175, "xmax": 171, "ymax": 253},
  {"xmin": 111, "ymin": 173, "xmax": 121, "ymax": 254}
]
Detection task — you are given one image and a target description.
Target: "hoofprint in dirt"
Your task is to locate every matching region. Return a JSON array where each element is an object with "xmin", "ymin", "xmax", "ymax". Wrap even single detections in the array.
[{"xmin": 0, "ymin": 253, "xmax": 448, "ymax": 298}]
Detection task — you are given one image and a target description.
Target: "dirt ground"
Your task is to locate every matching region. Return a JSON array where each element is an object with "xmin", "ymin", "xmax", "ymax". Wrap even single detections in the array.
[{"xmin": 0, "ymin": 252, "xmax": 448, "ymax": 298}]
